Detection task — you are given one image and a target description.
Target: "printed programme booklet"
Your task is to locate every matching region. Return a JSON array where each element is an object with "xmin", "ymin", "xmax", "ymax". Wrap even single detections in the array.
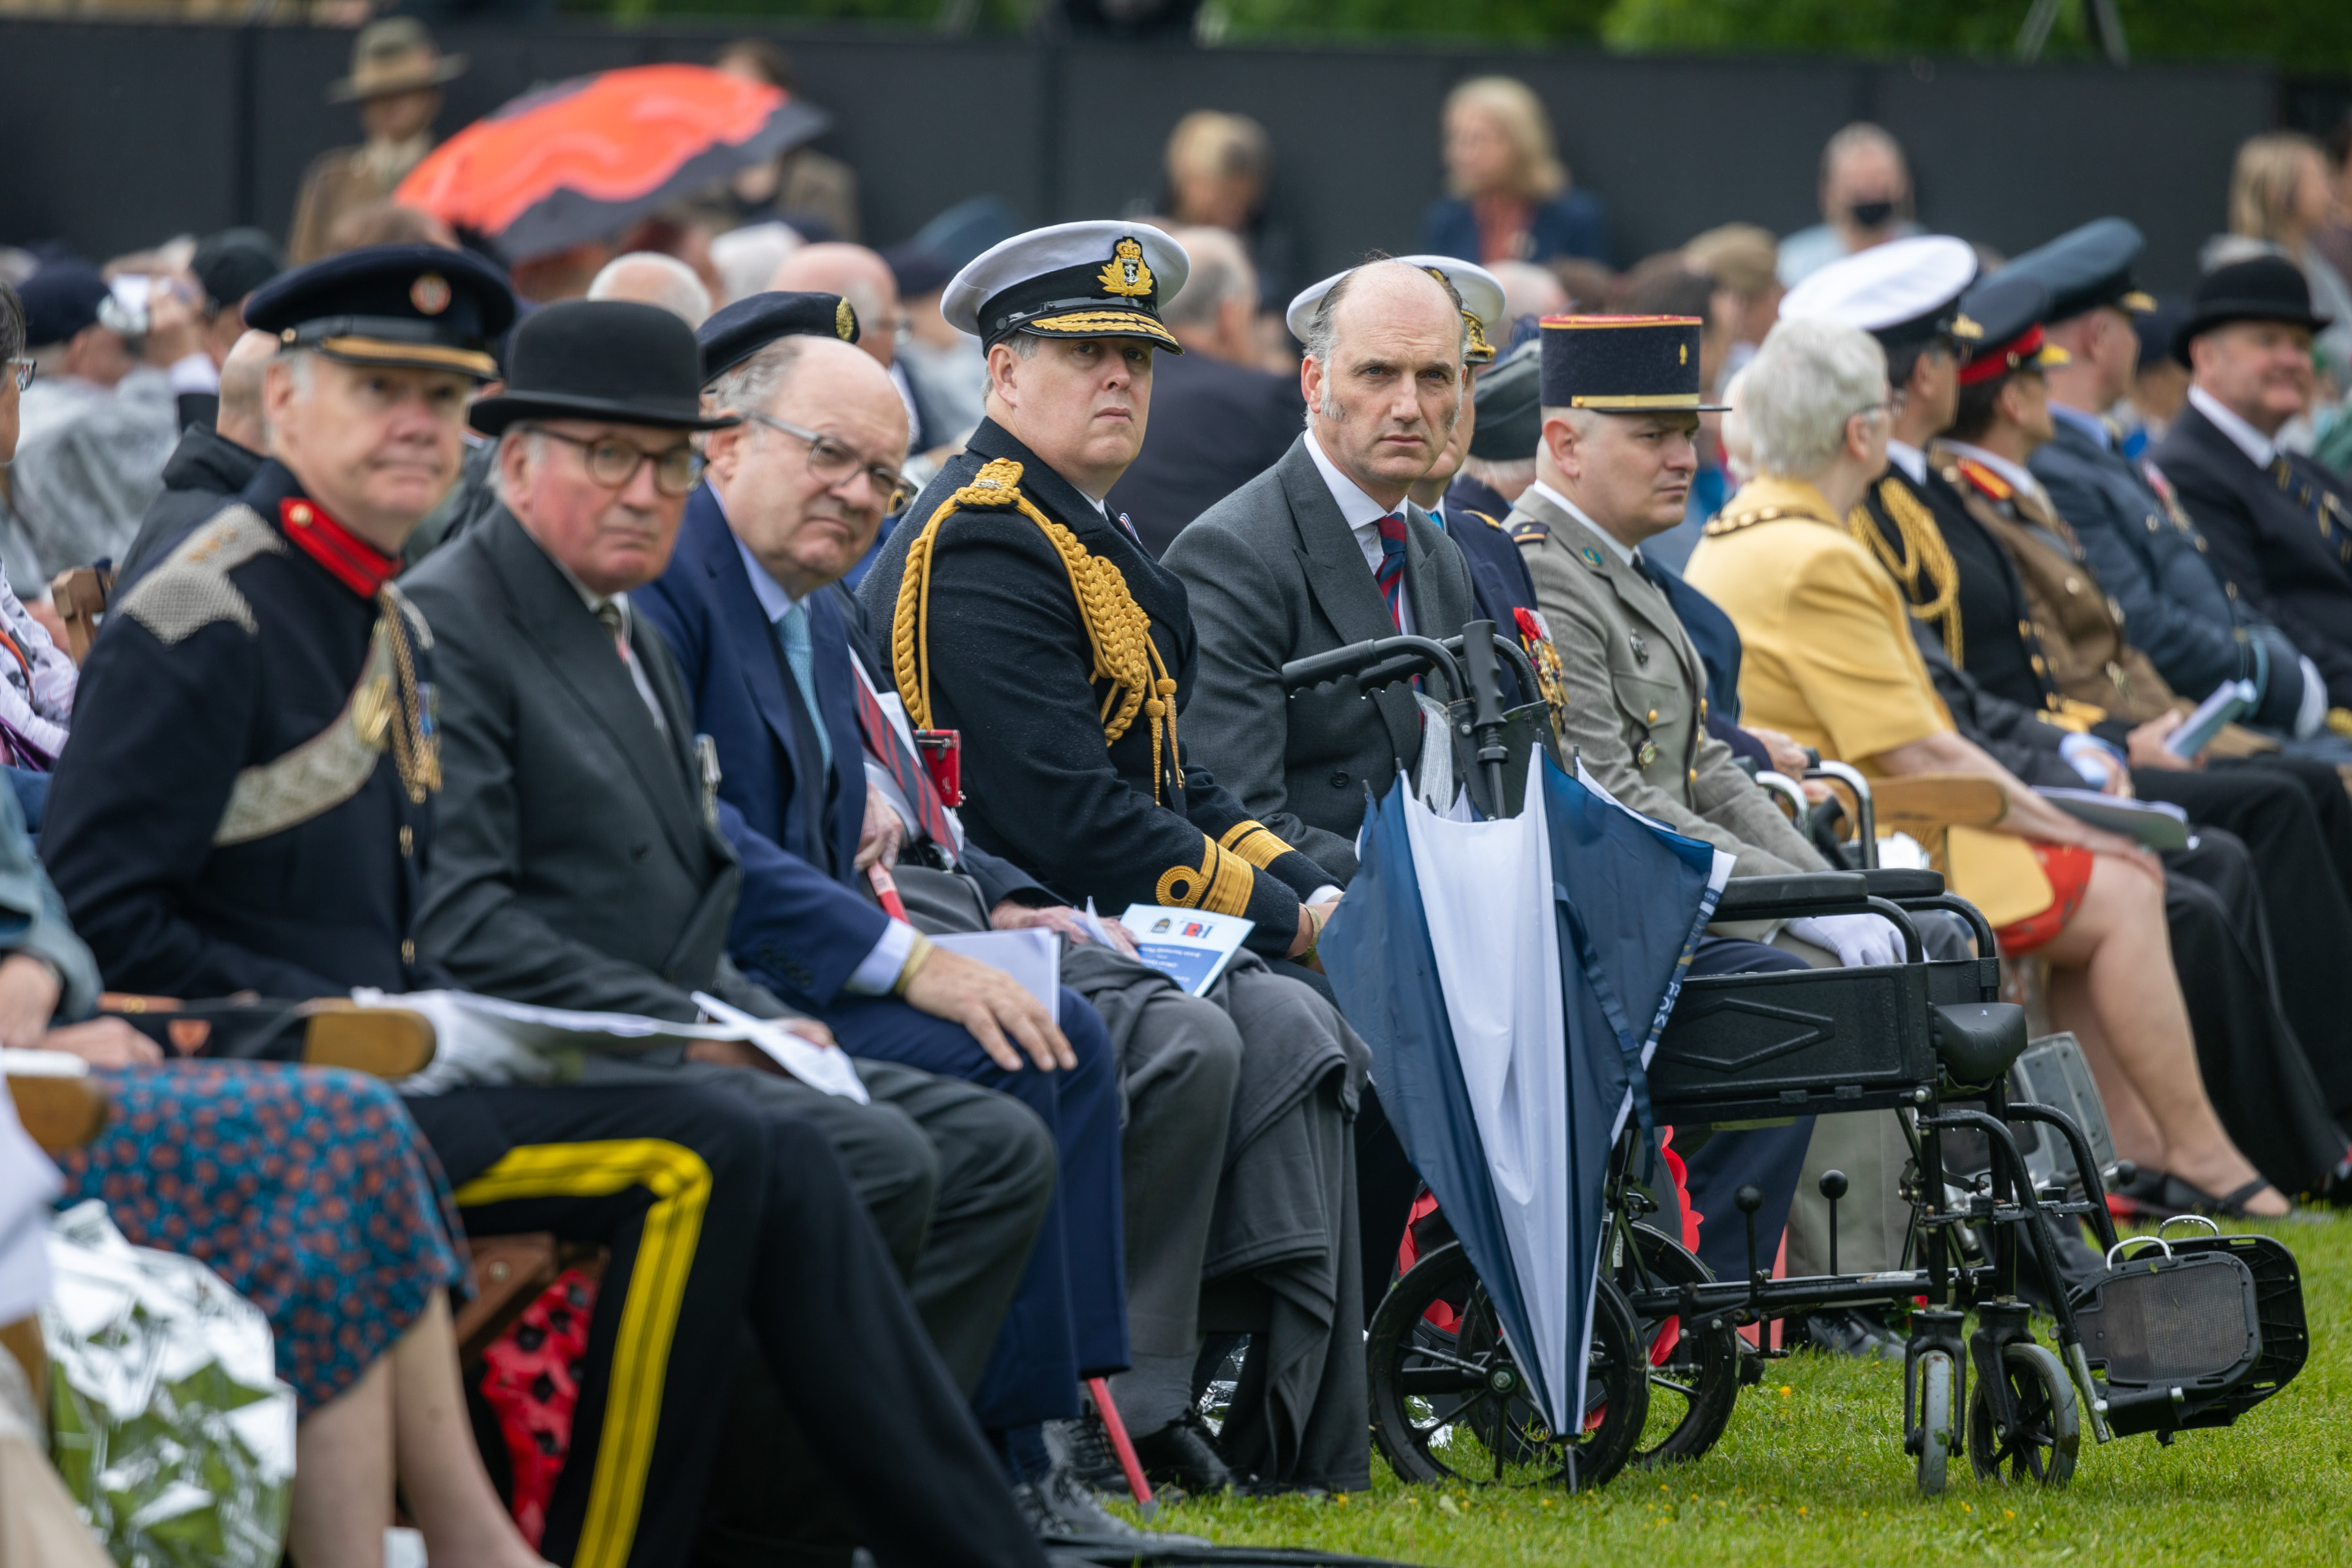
[{"xmin": 1115, "ymin": 904, "xmax": 1254, "ymax": 995}]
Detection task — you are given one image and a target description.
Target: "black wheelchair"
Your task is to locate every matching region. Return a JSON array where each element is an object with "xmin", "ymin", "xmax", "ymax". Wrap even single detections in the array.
[{"xmin": 1282, "ymin": 623, "xmax": 2310, "ymax": 1497}]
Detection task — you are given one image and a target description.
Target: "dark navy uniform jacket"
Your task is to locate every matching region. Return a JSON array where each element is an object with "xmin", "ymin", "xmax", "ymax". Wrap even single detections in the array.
[
  {"xmin": 2153, "ymin": 400, "xmax": 2352, "ymax": 708},
  {"xmin": 859, "ymin": 419, "xmax": 1335, "ymax": 955},
  {"xmin": 2033, "ymin": 411, "xmax": 2309, "ymax": 730},
  {"xmin": 42, "ymin": 460, "xmax": 433, "ymax": 998}
]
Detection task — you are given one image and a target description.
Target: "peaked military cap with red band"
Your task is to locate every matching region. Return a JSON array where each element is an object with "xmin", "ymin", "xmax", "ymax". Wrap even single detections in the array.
[
  {"xmin": 1953, "ymin": 273, "xmax": 2070, "ymax": 387},
  {"xmin": 1538, "ymin": 314, "xmax": 1728, "ymax": 412},
  {"xmin": 242, "ymin": 242, "xmax": 515, "ymax": 381}
]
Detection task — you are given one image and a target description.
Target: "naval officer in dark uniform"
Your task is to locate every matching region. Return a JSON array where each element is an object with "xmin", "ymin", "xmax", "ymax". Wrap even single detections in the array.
[
  {"xmin": 859, "ymin": 221, "xmax": 1374, "ymax": 1495},
  {"xmin": 40, "ymin": 246, "xmax": 1051, "ymax": 1568}
]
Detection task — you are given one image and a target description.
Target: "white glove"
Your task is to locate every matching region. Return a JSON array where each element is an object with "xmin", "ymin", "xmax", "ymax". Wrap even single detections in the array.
[{"xmin": 1784, "ymin": 913, "xmax": 1903, "ymax": 969}]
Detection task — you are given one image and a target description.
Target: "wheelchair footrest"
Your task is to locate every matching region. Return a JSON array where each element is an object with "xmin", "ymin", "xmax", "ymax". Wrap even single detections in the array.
[{"xmin": 2070, "ymin": 1235, "xmax": 2304, "ymax": 1437}]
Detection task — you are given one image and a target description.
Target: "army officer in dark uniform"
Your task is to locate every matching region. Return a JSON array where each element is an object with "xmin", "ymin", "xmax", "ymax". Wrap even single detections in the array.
[
  {"xmin": 40, "ymin": 246, "xmax": 1050, "ymax": 1568},
  {"xmin": 858, "ymin": 221, "xmax": 1373, "ymax": 1495}
]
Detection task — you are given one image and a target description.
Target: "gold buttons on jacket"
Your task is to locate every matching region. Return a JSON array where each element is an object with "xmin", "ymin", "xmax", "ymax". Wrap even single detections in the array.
[
  {"xmin": 1646, "ymin": 708, "xmax": 1659, "ymax": 723},
  {"xmin": 2064, "ymin": 576, "xmax": 2082, "ymax": 596},
  {"xmin": 401, "ymin": 939, "xmax": 416, "ymax": 964},
  {"xmin": 399, "ymin": 825, "xmax": 415, "ymax": 856}
]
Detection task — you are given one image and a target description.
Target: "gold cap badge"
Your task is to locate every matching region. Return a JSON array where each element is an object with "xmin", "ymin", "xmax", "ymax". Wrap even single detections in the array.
[
  {"xmin": 836, "ymin": 297, "xmax": 856, "ymax": 340},
  {"xmin": 410, "ymin": 272, "xmax": 451, "ymax": 316},
  {"xmin": 1950, "ymin": 313, "xmax": 1984, "ymax": 340},
  {"xmin": 1099, "ymin": 237, "xmax": 1155, "ymax": 300}
]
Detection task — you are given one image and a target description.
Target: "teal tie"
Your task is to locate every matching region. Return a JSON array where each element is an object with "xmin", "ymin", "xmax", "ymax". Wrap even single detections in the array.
[{"xmin": 776, "ymin": 601, "xmax": 833, "ymax": 772}]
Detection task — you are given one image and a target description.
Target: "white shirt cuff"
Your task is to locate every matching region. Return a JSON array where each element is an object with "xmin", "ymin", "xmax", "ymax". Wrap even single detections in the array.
[
  {"xmin": 2295, "ymin": 655, "xmax": 2328, "ymax": 738},
  {"xmin": 167, "ymin": 353, "xmax": 220, "ymax": 396},
  {"xmin": 2057, "ymin": 732, "xmax": 2122, "ymax": 783},
  {"xmin": 1306, "ymin": 885, "xmax": 1344, "ymax": 907},
  {"xmin": 843, "ymin": 918, "xmax": 920, "ymax": 996}
]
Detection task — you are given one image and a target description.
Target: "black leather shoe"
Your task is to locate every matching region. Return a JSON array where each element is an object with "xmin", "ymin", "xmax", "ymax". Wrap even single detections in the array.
[
  {"xmin": 1011, "ymin": 1462, "xmax": 1210, "ymax": 1549},
  {"xmin": 1044, "ymin": 1414, "xmax": 1125, "ymax": 1496},
  {"xmin": 1801, "ymin": 1307, "xmax": 1903, "ymax": 1360},
  {"xmin": 1132, "ymin": 1409, "xmax": 1237, "ymax": 1495}
]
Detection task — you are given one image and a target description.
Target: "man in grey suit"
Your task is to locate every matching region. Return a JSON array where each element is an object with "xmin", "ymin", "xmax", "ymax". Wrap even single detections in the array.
[
  {"xmin": 1166, "ymin": 259, "xmax": 1481, "ymax": 882},
  {"xmin": 401, "ymin": 299, "xmax": 1098, "ymax": 1558}
]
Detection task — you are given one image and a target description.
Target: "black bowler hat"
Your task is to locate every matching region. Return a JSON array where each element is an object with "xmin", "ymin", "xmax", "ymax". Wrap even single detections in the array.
[
  {"xmin": 1954, "ymin": 274, "xmax": 2068, "ymax": 388},
  {"xmin": 1538, "ymin": 314, "xmax": 1727, "ymax": 413},
  {"xmin": 1992, "ymin": 218, "xmax": 2154, "ymax": 326},
  {"xmin": 696, "ymin": 290, "xmax": 859, "ymax": 385},
  {"xmin": 244, "ymin": 243, "xmax": 514, "ymax": 380},
  {"xmin": 470, "ymin": 299, "xmax": 741, "ymax": 435},
  {"xmin": 190, "ymin": 228, "xmax": 284, "ymax": 314},
  {"xmin": 1469, "ymin": 338, "xmax": 1541, "ymax": 461},
  {"xmin": 2172, "ymin": 255, "xmax": 2333, "ymax": 366}
]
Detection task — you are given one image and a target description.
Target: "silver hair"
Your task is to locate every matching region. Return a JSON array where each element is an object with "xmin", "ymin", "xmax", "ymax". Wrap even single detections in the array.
[
  {"xmin": 704, "ymin": 336, "xmax": 811, "ymax": 423},
  {"xmin": 1462, "ymin": 453, "xmax": 1537, "ymax": 491},
  {"xmin": 587, "ymin": 252, "xmax": 714, "ymax": 327},
  {"xmin": 1002, "ymin": 333, "xmax": 1043, "ymax": 361},
  {"xmin": 1740, "ymin": 318, "xmax": 1887, "ymax": 479},
  {"xmin": 280, "ymin": 346, "xmax": 319, "ymax": 400},
  {"xmin": 1162, "ymin": 227, "xmax": 1254, "ymax": 332},
  {"xmin": 490, "ymin": 428, "xmax": 547, "ymax": 509},
  {"xmin": 1303, "ymin": 258, "xmax": 1468, "ymax": 421}
]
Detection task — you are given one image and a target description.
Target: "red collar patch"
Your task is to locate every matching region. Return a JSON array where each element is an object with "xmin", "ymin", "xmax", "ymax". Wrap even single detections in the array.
[
  {"xmin": 280, "ymin": 496, "xmax": 399, "ymax": 598},
  {"xmin": 1952, "ymin": 456, "xmax": 2014, "ymax": 503}
]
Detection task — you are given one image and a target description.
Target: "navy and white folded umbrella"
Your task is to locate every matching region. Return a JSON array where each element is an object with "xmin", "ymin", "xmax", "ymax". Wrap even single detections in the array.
[{"xmin": 1321, "ymin": 755, "xmax": 1729, "ymax": 1433}]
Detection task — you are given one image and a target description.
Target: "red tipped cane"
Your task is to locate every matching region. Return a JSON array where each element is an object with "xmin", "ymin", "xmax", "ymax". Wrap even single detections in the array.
[
  {"xmin": 866, "ymin": 862, "xmax": 910, "ymax": 921},
  {"xmin": 1086, "ymin": 1377, "xmax": 1157, "ymax": 1518}
]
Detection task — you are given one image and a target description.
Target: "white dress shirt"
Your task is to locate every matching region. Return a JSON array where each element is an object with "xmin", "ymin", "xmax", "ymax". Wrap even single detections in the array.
[
  {"xmin": 1886, "ymin": 439, "xmax": 1931, "ymax": 487},
  {"xmin": 1304, "ymin": 430, "xmax": 1415, "ymax": 632},
  {"xmin": 2188, "ymin": 384, "xmax": 2278, "ymax": 468}
]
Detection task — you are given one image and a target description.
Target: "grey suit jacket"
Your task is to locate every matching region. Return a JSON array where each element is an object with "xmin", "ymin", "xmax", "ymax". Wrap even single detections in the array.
[
  {"xmin": 1166, "ymin": 434, "xmax": 1480, "ymax": 881},
  {"xmin": 404, "ymin": 506, "xmax": 757, "ymax": 1023},
  {"xmin": 1510, "ymin": 485, "xmax": 1822, "ymax": 879}
]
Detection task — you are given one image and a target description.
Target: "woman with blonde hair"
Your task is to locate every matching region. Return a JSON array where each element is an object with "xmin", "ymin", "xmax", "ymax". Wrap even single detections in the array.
[
  {"xmin": 1420, "ymin": 75, "xmax": 1607, "ymax": 267},
  {"xmin": 2207, "ymin": 130, "xmax": 2352, "ymax": 386}
]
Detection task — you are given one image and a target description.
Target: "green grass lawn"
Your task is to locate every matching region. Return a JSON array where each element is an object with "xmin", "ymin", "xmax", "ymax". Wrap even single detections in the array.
[{"xmin": 1136, "ymin": 1217, "xmax": 2352, "ymax": 1566}]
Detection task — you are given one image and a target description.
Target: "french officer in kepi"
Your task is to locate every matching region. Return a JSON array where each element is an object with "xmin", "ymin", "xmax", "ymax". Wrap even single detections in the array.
[
  {"xmin": 857, "ymin": 220, "xmax": 1375, "ymax": 1497},
  {"xmin": 1501, "ymin": 313, "xmax": 1904, "ymax": 1294}
]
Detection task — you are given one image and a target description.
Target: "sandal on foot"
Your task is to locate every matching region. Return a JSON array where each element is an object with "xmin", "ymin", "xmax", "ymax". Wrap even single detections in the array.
[{"xmin": 2157, "ymin": 1173, "xmax": 2283, "ymax": 1218}]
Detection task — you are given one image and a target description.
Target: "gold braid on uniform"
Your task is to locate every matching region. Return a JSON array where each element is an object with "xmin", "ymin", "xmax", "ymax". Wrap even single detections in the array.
[
  {"xmin": 378, "ymin": 585, "xmax": 440, "ymax": 804},
  {"xmin": 892, "ymin": 458, "xmax": 1184, "ymax": 804},
  {"xmin": 1846, "ymin": 479, "xmax": 1963, "ymax": 664}
]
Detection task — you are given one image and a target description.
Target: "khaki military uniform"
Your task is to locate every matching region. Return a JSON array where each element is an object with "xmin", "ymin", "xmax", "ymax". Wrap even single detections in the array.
[
  {"xmin": 287, "ymin": 136, "xmax": 432, "ymax": 266},
  {"xmin": 1509, "ymin": 484, "xmax": 1820, "ymax": 877}
]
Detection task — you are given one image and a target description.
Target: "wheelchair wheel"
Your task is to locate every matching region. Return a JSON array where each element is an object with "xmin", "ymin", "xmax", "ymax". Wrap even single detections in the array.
[
  {"xmin": 1615, "ymin": 1224, "xmax": 1740, "ymax": 1467},
  {"xmin": 1367, "ymin": 1240, "xmax": 1648, "ymax": 1491},
  {"xmin": 1914, "ymin": 1351, "xmax": 1955, "ymax": 1497},
  {"xmin": 1967, "ymin": 1343, "xmax": 2079, "ymax": 1488}
]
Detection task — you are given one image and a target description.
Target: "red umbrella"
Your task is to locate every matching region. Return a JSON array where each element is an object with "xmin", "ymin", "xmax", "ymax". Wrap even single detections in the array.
[{"xmin": 396, "ymin": 63, "xmax": 828, "ymax": 261}]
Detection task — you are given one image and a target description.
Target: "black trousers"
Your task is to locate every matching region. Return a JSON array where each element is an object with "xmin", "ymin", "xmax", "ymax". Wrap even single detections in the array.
[
  {"xmin": 406, "ymin": 1083, "xmax": 1046, "ymax": 1568},
  {"xmin": 2159, "ymin": 830, "xmax": 2352, "ymax": 1194},
  {"xmin": 2135, "ymin": 756, "xmax": 2352, "ymax": 1119}
]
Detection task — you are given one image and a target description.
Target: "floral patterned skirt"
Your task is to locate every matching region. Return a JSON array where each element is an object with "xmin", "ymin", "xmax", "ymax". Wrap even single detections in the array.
[{"xmin": 56, "ymin": 1059, "xmax": 467, "ymax": 1413}]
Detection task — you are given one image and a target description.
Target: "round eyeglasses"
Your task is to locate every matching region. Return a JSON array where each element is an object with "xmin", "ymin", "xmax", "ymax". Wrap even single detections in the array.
[
  {"xmin": 531, "ymin": 427, "xmax": 706, "ymax": 498},
  {"xmin": 747, "ymin": 412, "xmax": 907, "ymax": 511}
]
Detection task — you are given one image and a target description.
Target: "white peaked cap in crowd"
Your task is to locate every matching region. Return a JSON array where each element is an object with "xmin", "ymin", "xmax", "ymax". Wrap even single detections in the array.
[
  {"xmin": 941, "ymin": 221, "xmax": 1192, "ymax": 351},
  {"xmin": 1778, "ymin": 235, "xmax": 1979, "ymax": 335},
  {"xmin": 1285, "ymin": 255, "xmax": 1507, "ymax": 361}
]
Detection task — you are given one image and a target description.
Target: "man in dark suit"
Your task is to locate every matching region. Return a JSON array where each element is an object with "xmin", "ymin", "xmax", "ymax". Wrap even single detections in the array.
[
  {"xmin": 2154, "ymin": 256, "xmax": 2352, "ymax": 708},
  {"xmin": 861, "ymin": 222, "xmax": 1373, "ymax": 1495},
  {"xmin": 1103, "ymin": 225, "xmax": 1303, "ymax": 557},
  {"xmin": 640, "ymin": 291, "xmax": 1253, "ymax": 1509},
  {"xmin": 49, "ymin": 259, "xmax": 1047, "ymax": 1568},
  {"xmin": 401, "ymin": 299, "xmax": 1070, "ymax": 1562},
  {"xmin": 1164, "ymin": 259, "xmax": 1481, "ymax": 883},
  {"xmin": 2004, "ymin": 221, "xmax": 2338, "ymax": 743}
]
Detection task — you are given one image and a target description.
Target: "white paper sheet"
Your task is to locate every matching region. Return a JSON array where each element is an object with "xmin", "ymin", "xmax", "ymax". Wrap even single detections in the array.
[
  {"xmin": 691, "ymin": 992, "xmax": 870, "ymax": 1103},
  {"xmin": 929, "ymin": 928, "xmax": 1060, "ymax": 1011}
]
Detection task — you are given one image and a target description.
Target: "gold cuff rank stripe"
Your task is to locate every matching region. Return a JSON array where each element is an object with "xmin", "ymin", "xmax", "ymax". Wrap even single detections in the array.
[
  {"xmin": 1217, "ymin": 819, "xmax": 1297, "ymax": 870},
  {"xmin": 1157, "ymin": 835, "xmax": 1255, "ymax": 917},
  {"xmin": 891, "ymin": 457, "xmax": 1186, "ymax": 803}
]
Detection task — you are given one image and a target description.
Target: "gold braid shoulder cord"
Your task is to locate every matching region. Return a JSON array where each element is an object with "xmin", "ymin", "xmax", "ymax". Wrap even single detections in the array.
[
  {"xmin": 890, "ymin": 459, "xmax": 1277, "ymax": 918},
  {"xmin": 1846, "ymin": 479, "xmax": 1963, "ymax": 666},
  {"xmin": 378, "ymin": 583, "xmax": 441, "ymax": 803}
]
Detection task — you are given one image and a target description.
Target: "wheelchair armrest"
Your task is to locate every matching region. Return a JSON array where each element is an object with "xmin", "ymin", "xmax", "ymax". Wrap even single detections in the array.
[
  {"xmin": 1869, "ymin": 774, "xmax": 2006, "ymax": 834},
  {"xmin": 1859, "ymin": 867, "xmax": 1944, "ymax": 900},
  {"xmin": 1712, "ymin": 872, "xmax": 1870, "ymax": 921}
]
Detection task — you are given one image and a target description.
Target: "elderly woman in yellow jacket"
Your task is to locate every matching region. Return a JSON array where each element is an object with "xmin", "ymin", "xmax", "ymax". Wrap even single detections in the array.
[{"xmin": 1688, "ymin": 318, "xmax": 2287, "ymax": 1217}]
